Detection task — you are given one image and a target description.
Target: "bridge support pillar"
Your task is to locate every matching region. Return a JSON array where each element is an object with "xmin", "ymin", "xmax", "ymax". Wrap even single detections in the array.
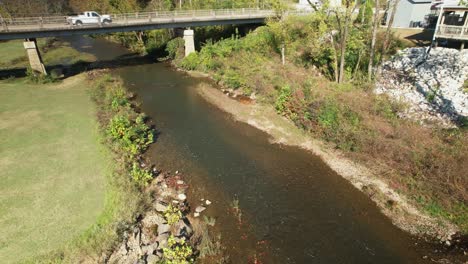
[
  {"xmin": 183, "ymin": 29, "xmax": 195, "ymax": 57},
  {"xmin": 23, "ymin": 38, "xmax": 47, "ymax": 75}
]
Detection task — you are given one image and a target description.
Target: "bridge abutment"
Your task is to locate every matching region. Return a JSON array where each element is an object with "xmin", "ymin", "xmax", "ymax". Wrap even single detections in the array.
[
  {"xmin": 23, "ymin": 38, "xmax": 47, "ymax": 75},
  {"xmin": 183, "ymin": 29, "xmax": 195, "ymax": 57}
]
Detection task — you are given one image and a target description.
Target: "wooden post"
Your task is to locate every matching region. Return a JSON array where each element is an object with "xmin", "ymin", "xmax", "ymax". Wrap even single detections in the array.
[{"xmin": 461, "ymin": 11, "xmax": 468, "ymax": 37}]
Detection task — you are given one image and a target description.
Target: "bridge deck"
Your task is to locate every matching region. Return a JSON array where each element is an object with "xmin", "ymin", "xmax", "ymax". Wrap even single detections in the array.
[{"xmin": 0, "ymin": 9, "xmax": 310, "ymax": 40}]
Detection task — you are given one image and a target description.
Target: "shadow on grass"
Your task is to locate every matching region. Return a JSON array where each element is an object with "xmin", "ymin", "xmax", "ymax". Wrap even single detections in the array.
[
  {"xmin": 402, "ymin": 28, "xmax": 434, "ymax": 47},
  {"xmin": 0, "ymin": 53, "xmax": 156, "ymax": 80}
]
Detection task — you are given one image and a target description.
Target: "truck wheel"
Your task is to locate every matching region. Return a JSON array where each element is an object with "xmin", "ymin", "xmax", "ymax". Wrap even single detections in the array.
[
  {"xmin": 75, "ymin": 20, "xmax": 83, "ymax": 26},
  {"xmin": 103, "ymin": 19, "xmax": 111, "ymax": 25}
]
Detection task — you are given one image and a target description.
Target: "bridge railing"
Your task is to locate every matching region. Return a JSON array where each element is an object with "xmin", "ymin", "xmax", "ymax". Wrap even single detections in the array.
[{"xmin": 0, "ymin": 8, "xmax": 312, "ymax": 33}]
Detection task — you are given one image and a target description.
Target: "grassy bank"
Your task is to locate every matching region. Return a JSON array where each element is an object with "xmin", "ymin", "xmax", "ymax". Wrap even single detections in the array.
[
  {"xmin": 0, "ymin": 39, "xmax": 148, "ymax": 263},
  {"xmin": 0, "ymin": 75, "xmax": 109, "ymax": 263},
  {"xmin": 171, "ymin": 15, "xmax": 467, "ymax": 235}
]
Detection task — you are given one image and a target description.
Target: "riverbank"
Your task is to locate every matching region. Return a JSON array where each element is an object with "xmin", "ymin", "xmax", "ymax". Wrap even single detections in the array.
[
  {"xmin": 194, "ymin": 78, "xmax": 460, "ymax": 243},
  {"xmin": 86, "ymin": 71, "xmax": 215, "ymax": 263},
  {"xmin": 167, "ymin": 17, "xmax": 467, "ymax": 244}
]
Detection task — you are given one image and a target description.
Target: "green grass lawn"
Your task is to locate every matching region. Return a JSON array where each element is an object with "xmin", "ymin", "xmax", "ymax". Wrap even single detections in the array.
[{"xmin": 0, "ymin": 75, "xmax": 109, "ymax": 263}]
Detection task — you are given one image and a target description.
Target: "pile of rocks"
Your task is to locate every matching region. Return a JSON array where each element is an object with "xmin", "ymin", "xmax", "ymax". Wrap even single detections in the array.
[
  {"xmin": 375, "ymin": 47, "xmax": 468, "ymax": 127},
  {"xmin": 108, "ymin": 173, "xmax": 195, "ymax": 264}
]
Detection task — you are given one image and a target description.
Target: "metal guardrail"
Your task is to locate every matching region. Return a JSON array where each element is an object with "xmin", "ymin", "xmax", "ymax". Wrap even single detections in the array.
[
  {"xmin": 436, "ymin": 25, "xmax": 468, "ymax": 39},
  {"xmin": 0, "ymin": 9, "xmax": 312, "ymax": 33}
]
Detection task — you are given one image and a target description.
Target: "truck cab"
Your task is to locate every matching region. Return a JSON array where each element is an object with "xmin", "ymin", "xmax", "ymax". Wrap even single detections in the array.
[{"xmin": 67, "ymin": 11, "xmax": 112, "ymax": 26}]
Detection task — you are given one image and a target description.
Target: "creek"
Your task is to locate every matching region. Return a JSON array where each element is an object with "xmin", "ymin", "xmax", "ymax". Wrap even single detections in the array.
[{"xmin": 68, "ymin": 36, "xmax": 443, "ymax": 264}]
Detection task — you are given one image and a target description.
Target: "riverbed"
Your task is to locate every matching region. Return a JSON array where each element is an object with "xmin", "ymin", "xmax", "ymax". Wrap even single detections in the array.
[{"xmin": 67, "ymin": 36, "xmax": 454, "ymax": 263}]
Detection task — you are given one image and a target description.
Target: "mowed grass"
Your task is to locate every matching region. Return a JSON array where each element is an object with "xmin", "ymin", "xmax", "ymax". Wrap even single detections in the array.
[{"xmin": 0, "ymin": 76, "xmax": 108, "ymax": 263}]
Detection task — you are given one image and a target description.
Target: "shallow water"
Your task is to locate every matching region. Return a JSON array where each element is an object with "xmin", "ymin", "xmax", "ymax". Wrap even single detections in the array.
[{"xmin": 68, "ymin": 36, "xmax": 443, "ymax": 263}]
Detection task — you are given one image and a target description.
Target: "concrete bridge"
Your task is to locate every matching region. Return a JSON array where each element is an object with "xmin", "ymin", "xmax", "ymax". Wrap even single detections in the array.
[{"xmin": 0, "ymin": 9, "xmax": 310, "ymax": 74}]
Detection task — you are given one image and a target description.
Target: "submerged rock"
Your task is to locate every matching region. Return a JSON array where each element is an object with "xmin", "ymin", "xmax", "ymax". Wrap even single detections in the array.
[
  {"xmin": 177, "ymin": 193, "xmax": 187, "ymax": 201},
  {"xmin": 195, "ymin": 206, "xmax": 206, "ymax": 213}
]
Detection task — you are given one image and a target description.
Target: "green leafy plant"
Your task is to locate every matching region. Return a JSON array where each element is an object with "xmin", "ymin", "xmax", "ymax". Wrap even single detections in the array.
[
  {"xmin": 26, "ymin": 67, "xmax": 57, "ymax": 84},
  {"xmin": 166, "ymin": 37, "xmax": 185, "ymax": 60},
  {"xmin": 130, "ymin": 162, "xmax": 153, "ymax": 186},
  {"xmin": 275, "ymin": 85, "xmax": 292, "ymax": 113},
  {"xmin": 162, "ymin": 235, "xmax": 194, "ymax": 264},
  {"xmin": 106, "ymin": 114, "xmax": 154, "ymax": 157},
  {"xmin": 164, "ymin": 204, "xmax": 182, "ymax": 225}
]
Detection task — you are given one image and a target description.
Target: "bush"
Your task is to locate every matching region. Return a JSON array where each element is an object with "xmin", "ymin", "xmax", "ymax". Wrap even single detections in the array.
[
  {"xmin": 275, "ymin": 85, "xmax": 292, "ymax": 113},
  {"xmin": 164, "ymin": 204, "xmax": 182, "ymax": 225},
  {"xmin": 107, "ymin": 114, "xmax": 154, "ymax": 157},
  {"xmin": 223, "ymin": 69, "xmax": 246, "ymax": 90},
  {"xmin": 180, "ymin": 52, "xmax": 200, "ymax": 71},
  {"xmin": 162, "ymin": 235, "xmax": 194, "ymax": 264},
  {"xmin": 130, "ymin": 162, "xmax": 153, "ymax": 186},
  {"xmin": 26, "ymin": 67, "xmax": 57, "ymax": 84},
  {"xmin": 166, "ymin": 38, "xmax": 185, "ymax": 60}
]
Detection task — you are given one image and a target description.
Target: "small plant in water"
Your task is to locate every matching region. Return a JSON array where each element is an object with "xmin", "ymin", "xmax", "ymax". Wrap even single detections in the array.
[
  {"xmin": 164, "ymin": 204, "xmax": 182, "ymax": 225},
  {"xmin": 203, "ymin": 216, "xmax": 216, "ymax": 227},
  {"xmin": 231, "ymin": 198, "xmax": 242, "ymax": 224},
  {"xmin": 162, "ymin": 235, "xmax": 194, "ymax": 264}
]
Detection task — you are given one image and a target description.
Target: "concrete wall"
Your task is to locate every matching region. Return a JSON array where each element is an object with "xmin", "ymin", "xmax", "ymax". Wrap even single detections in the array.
[
  {"xmin": 23, "ymin": 39, "xmax": 47, "ymax": 75},
  {"xmin": 183, "ymin": 30, "xmax": 195, "ymax": 57}
]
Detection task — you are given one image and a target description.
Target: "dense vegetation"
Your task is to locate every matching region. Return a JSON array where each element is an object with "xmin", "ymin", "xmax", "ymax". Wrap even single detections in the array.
[
  {"xmin": 169, "ymin": 13, "xmax": 468, "ymax": 232},
  {"xmin": 90, "ymin": 73, "xmax": 155, "ymax": 187}
]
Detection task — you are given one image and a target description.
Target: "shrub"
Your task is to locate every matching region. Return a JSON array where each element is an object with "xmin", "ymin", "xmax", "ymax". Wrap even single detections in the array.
[
  {"xmin": 275, "ymin": 85, "xmax": 292, "ymax": 114},
  {"xmin": 26, "ymin": 67, "xmax": 57, "ymax": 84},
  {"xmin": 162, "ymin": 235, "xmax": 194, "ymax": 264},
  {"xmin": 166, "ymin": 37, "xmax": 185, "ymax": 60},
  {"xmin": 180, "ymin": 52, "xmax": 200, "ymax": 71},
  {"xmin": 164, "ymin": 204, "xmax": 182, "ymax": 225},
  {"xmin": 130, "ymin": 162, "xmax": 153, "ymax": 186},
  {"xmin": 106, "ymin": 113, "xmax": 154, "ymax": 157},
  {"xmin": 223, "ymin": 69, "xmax": 246, "ymax": 90}
]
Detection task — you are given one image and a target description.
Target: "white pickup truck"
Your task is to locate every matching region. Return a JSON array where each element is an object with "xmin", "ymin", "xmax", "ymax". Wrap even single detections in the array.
[{"xmin": 67, "ymin": 11, "xmax": 112, "ymax": 26}]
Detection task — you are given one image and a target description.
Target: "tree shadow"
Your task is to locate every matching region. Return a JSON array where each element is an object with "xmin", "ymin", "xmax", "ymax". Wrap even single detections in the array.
[
  {"xmin": 0, "ymin": 53, "xmax": 158, "ymax": 80},
  {"xmin": 402, "ymin": 28, "xmax": 434, "ymax": 47}
]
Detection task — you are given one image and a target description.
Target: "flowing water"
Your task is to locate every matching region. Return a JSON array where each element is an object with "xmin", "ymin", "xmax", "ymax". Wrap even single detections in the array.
[{"xmin": 67, "ymin": 36, "xmax": 449, "ymax": 264}]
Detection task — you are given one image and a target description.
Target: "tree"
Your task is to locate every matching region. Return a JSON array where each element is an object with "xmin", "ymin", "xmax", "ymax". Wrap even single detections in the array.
[
  {"xmin": 368, "ymin": 0, "xmax": 379, "ymax": 80},
  {"xmin": 379, "ymin": 0, "xmax": 399, "ymax": 67},
  {"xmin": 331, "ymin": 0, "xmax": 359, "ymax": 83}
]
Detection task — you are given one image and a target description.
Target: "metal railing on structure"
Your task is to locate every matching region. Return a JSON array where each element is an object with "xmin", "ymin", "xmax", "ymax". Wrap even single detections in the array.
[{"xmin": 0, "ymin": 8, "xmax": 313, "ymax": 33}]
